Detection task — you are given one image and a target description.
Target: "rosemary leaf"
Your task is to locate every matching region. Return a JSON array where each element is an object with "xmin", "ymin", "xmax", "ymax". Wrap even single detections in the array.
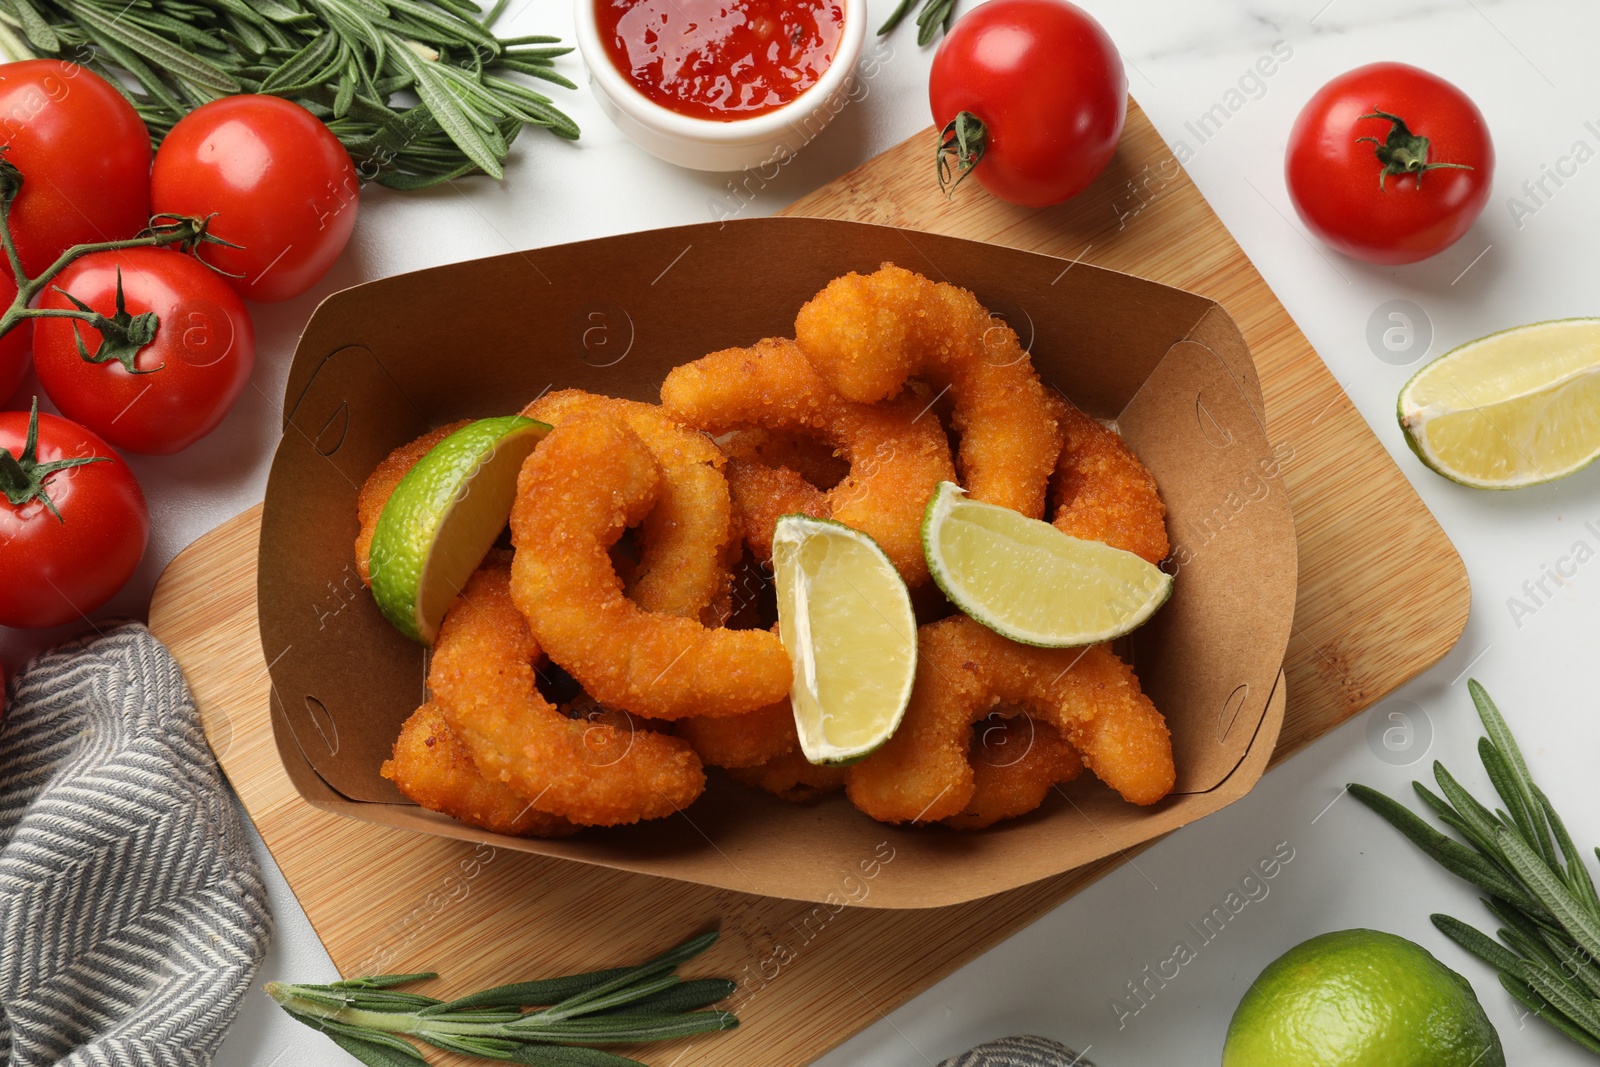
[
  {"xmin": 1497, "ymin": 827, "xmax": 1600, "ymax": 965},
  {"xmin": 1431, "ymin": 913, "xmax": 1525, "ymax": 974},
  {"xmin": 1472, "ymin": 678, "xmax": 1558, "ymax": 864},
  {"xmin": 1499, "ymin": 973, "xmax": 1600, "ymax": 1056},
  {"xmin": 1348, "ymin": 783, "xmax": 1539, "ymax": 913},
  {"xmin": 1537, "ymin": 782, "xmax": 1600, "ymax": 917},
  {"xmin": 599, "ymin": 978, "xmax": 739, "ymax": 1016}
]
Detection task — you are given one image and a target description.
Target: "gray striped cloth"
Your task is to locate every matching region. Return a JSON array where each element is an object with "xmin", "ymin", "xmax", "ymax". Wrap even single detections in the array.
[
  {"xmin": 0, "ymin": 623, "xmax": 272, "ymax": 1066},
  {"xmin": 939, "ymin": 1036, "xmax": 1097, "ymax": 1066}
]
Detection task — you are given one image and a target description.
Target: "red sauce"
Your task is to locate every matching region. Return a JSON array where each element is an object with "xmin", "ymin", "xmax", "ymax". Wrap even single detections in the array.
[{"xmin": 597, "ymin": 0, "xmax": 845, "ymax": 121}]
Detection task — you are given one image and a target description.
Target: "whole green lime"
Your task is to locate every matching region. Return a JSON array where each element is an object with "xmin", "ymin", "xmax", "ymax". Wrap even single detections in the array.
[{"xmin": 1222, "ymin": 929, "xmax": 1504, "ymax": 1067}]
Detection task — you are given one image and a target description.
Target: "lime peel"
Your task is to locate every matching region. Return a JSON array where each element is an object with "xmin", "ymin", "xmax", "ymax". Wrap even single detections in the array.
[
  {"xmin": 1399, "ymin": 317, "xmax": 1600, "ymax": 490},
  {"xmin": 922, "ymin": 481, "xmax": 1171, "ymax": 647},
  {"xmin": 368, "ymin": 415, "xmax": 549, "ymax": 644},
  {"xmin": 772, "ymin": 515, "xmax": 917, "ymax": 766}
]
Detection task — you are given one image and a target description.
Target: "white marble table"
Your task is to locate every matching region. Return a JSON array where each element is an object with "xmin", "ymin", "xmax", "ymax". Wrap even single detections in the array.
[{"xmin": 5, "ymin": 0, "xmax": 1598, "ymax": 1062}]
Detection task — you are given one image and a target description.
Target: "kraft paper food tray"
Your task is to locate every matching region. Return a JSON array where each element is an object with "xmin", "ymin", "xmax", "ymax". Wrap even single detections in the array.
[{"xmin": 258, "ymin": 216, "xmax": 1297, "ymax": 909}]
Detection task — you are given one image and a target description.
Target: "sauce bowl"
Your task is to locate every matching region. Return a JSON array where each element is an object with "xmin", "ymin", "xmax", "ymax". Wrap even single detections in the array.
[{"xmin": 574, "ymin": 0, "xmax": 868, "ymax": 172}]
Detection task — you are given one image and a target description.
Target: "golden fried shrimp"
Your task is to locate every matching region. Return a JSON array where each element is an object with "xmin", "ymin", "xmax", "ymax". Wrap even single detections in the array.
[
  {"xmin": 382, "ymin": 702, "xmax": 577, "ymax": 838},
  {"xmin": 677, "ymin": 699, "xmax": 796, "ymax": 769},
  {"xmin": 430, "ymin": 561, "xmax": 705, "ymax": 826},
  {"xmin": 662, "ymin": 336, "xmax": 957, "ymax": 586},
  {"xmin": 523, "ymin": 390, "xmax": 736, "ymax": 622},
  {"xmin": 354, "ymin": 420, "xmax": 470, "ymax": 585},
  {"xmin": 724, "ymin": 459, "xmax": 829, "ymax": 562},
  {"xmin": 794, "ymin": 263, "xmax": 1062, "ymax": 518},
  {"xmin": 727, "ymin": 748, "xmax": 847, "ymax": 801},
  {"xmin": 942, "ymin": 714, "xmax": 1083, "ymax": 831},
  {"xmin": 721, "ymin": 428, "xmax": 849, "ymax": 489},
  {"xmin": 510, "ymin": 416, "xmax": 792, "ymax": 719},
  {"xmin": 846, "ymin": 616, "xmax": 1173, "ymax": 823},
  {"xmin": 1046, "ymin": 394, "xmax": 1169, "ymax": 565}
]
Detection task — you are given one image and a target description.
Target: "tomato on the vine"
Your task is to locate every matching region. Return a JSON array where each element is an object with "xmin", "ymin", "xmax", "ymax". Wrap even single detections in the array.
[
  {"xmin": 0, "ymin": 401, "xmax": 148, "ymax": 630},
  {"xmin": 0, "ymin": 60, "xmax": 152, "ymax": 279},
  {"xmin": 150, "ymin": 94, "xmax": 359, "ymax": 303},
  {"xmin": 33, "ymin": 248, "xmax": 256, "ymax": 455},
  {"xmin": 1286, "ymin": 63, "xmax": 1493, "ymax": 265},
  {"xmin": 928, "ymin": 0, "xmax": 1126, "ymax": 208}
]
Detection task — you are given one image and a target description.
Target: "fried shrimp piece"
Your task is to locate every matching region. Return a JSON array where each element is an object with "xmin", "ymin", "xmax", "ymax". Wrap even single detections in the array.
[
  {"xmin": 794, "ymin": 263, "xmax": 1062, "ymax": 518},
  {"xmin": 1046, "ymin": 394, "xmax": 1169, "ymax": 565},
  {"xmin": 728, "ymin": 748, "xmax": 847, "ymax": 801},
  {"xmin": 382, "ymin": 702, "xmax": 578, "ymax": 837},
  {"xmin": 847, "ymin": 617, "xmax": 1174, "ymax": 822},
  {"xmin": 430, "ymin": 561, "xmax": 705, "ymax": 826},
  {"xmin": 678, "ymin": 699, "xmax": 797, "ymax": 769},
  {"xmin": 523, "ymin": 390, "xmax": 736, "ymax": 621},
  {"xmin": 662, "ymin": 336, "xmax": 957, "ymax": 586},
  {"xmin": 724, "ymin": 459, "xmax": 829, "ymax": 562},
  {"xmin": 721, "ymin": 428, "xmax": 849, "ymax": 489},
  {"xmin": 511, "ymin": 416, "xmax": 792, "ymax": 719},
  {"xmin": 354, "ymin": 420, "xmax": 470, "ymax": 584},
  {"xmin": 942, "ymin": 714, "xmax": 1083, "ymax": 831}
]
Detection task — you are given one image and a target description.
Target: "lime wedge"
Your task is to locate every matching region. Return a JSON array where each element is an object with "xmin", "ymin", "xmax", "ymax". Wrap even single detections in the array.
[
  {"xmin": 923, "ymin": 481, "xmax": 1171, "ymax": 647},
  {"xmin": 1398, "ymin": 318, "xmax": 1600, "ymax": 489},
  {"xmin": 368, "ymin": 415, "xmax": 549, "ymax": 643},
  {"xmin": 772, "ymin": 515, "xmax": 917, "ymax": 765}
]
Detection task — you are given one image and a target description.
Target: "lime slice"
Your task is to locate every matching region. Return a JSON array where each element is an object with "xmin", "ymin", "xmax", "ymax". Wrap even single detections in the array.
[
  {"xmin": 368, "ymin": 415, "xmax": 549, "ymax": 643},
  {"xmin": 772, "ymin": 515, "xmax": 917, "ymax": 765},
  {"xmin": 923, "ymin": 481, "xmax": 1171, "ymax": 647},
  {"xmin": 1399, "ymin": 318, "xmax": 1600, "ymax": 489}
]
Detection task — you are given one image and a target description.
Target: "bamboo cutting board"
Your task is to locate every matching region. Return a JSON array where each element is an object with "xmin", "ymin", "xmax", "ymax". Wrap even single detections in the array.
[{"xmin": 148, "ymin": 100, "xmax": 1468, "ymax": 1066}]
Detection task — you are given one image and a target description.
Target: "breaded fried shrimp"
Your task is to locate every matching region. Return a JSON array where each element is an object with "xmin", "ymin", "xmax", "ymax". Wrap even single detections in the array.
[
  {"xmin": 847, "ymin": 616, "xmax": 1173, "ymax": 823},
  {"xmin": 523, "ymin": 390, "xmax": 736, "ymax": 620},
  {"xmin": 510, "ymin": 416, "xmax": 792, "ymax": 719},
  {"xmin": 382, "ymin": 701, "xmax": 578, "ymax": 837},
  {"xmin": 430, "ymin": 562, "xmax": 705, "ymax": 826},
  {"xmin": 663, "ymin": 336, "xmax": 956, "ymax": 586},
  {"xmin": 794, "ymin": 264, "xmax": 1062, "ymax": 518},
  {"xmin": 1046, "ymin": 394, "xmax": 1169, "ymax": 564}
]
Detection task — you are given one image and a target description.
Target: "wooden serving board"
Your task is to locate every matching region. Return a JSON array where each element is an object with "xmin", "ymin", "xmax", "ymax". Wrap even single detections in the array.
[{"xmin": 149, "ymin": 100, "xmax": 1468, "ymax": 1066}]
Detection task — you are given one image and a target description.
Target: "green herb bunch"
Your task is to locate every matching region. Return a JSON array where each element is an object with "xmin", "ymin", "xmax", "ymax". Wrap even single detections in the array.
[
  {"xmin": 1353, "ymin": 680, "xmax": 1600, "ymax": 1057},
  {"xmin": 268, "ymin": 930, "xmax": 739, "ymax": 1065},
  {"xmin": 0, "ymin": 0, "xmax": 578, "ymax": 189}
]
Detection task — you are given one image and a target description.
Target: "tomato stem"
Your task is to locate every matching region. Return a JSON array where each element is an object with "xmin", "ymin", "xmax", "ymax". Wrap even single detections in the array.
[
  {"xmin": 0, "ymin": 156, "xmax": 241, "ymax": 366},
  {"xmin": 0, "ymin": 397, "xmax": 110, "ymax": 523},
  {"xmin": 936, "ymin": 111, "xmax": 988, "ymax": 199},
  {"xmin": 1356, "ymin": 110, "xmax": 1474, "ymax": 190}
]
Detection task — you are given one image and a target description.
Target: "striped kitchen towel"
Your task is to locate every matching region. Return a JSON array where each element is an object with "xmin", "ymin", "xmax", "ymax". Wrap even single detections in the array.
[
  {"xmin": 939, "ymin": 1035, "xmax": 1098, "ymax": 1066},
  {"xmin": 0, "ymin": 622, "xmax": 271, "ymax": 1066}
]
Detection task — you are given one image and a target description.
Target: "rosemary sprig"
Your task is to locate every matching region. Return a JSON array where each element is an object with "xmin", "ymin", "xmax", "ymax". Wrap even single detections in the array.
[
  {"xmin": 877, "ymin": 0, "xmax": 958, "ymax": 46},
  {"xmin": 0, "ymin": 0, "xmax": 578, "ymax": 189},
  {"xmin": 267, "ymin": 931, "xmax": 739, "ymax": 1066},
  {"xmin": 1352, "ymin": 680, "xmax": 1600, "ymax": 1059}
]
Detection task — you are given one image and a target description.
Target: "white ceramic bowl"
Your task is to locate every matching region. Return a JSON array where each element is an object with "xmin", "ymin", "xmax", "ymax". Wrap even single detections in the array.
[{"xmin": 574, "ymin": 0, "xmax": 867, "ymax": 173}]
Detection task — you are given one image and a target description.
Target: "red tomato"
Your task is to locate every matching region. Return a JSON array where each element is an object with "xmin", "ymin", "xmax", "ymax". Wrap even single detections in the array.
[
  {"xmin": 1286, "ymin": 63, "xmax": 1493, "ymax": 265},
  {"xmin": 150, "ymin": 95, "xmax": 358, "ymax": 303},
  {"xmin": 928, "ymin": 0, "xmax": 1126, "ymax": 208},
  {"xmin": 0, "ymin": 402, "xmax": 148, "ymax": 629},
  {"xmin": 0, "ymin": 60, "xmax": 151, "ymax": 279},
  {"xmin": 33, "ymin": 248, "xmax": 256, "ymax": 454},
  {"xmin": 0, "ymin": 271, "xmax": 29, "ymax": 402}
]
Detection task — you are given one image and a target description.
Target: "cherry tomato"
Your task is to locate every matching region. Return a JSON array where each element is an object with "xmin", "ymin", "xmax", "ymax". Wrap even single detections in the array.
[
  {"xmin": 0, "ymin": 401, "xmax": 148, "ymax": 629},
  {"xmin": 0, "ymin": 60, "xmax": 152, "ymax": 279},
  {"xmin": 33, "ymin": 248, "xmax": 256, "ymax": 454},
  {"xmin": 150, "ymin": 95, "xmax": 359, "ymax": 303},
  {"xmin": 928, "ymin": 0, "xmax": 1126, "ymax": 208},
  {"xmin": 1286, "ymin": 63, "xmax": 1493, "ymax": 265},
  {"xmin": 0, "ymin": 271, "xmax": 29, "ymax": 403}
]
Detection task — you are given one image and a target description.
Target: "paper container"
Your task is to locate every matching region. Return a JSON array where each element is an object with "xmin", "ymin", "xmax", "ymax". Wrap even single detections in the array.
[{"xmin": 258, "ymin": 217, "xmax": 1297, "ymax": 909}]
